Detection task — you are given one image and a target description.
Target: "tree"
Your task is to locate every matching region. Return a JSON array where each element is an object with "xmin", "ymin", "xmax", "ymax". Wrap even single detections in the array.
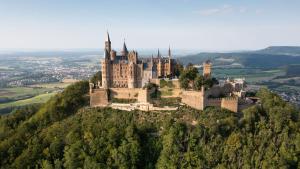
[
  {"xmin": 180, "ymin": 78, "xmax": 189, "ymax": 90},
  {"xmin": 194, "ymin": 75, "xmax": 204, "ymax": 90},
  {"xmin": 173, "ymin": 62, "xmax": 184, "ymax": 77},
  {"xmin": 90, "ymin": 71, "xmax": 102, "ymax": 85}
]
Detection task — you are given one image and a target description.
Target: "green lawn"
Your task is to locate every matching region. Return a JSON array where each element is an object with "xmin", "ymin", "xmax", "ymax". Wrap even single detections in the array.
[
  {"xmin": 0, "ymin": 87, "xmax": 53, "ymax": 99},
  {"xmin": 160, "ymin": 88, "xmax": 173, "ymax": 96},
  {"xmin": 30, "ymin": 82, "xmax": 73, "ymax": 89},
  {"xmin": 0, "ymin": 92, "xmax": 56, "ymax": 109},
  {"xmin": 210, "ymin": 68, "xmax": 285, "ymax": 83}
]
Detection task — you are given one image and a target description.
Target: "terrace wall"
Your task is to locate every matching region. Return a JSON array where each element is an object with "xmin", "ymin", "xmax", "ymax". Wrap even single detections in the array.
[
  {"xmin": 181, "ymin": 91, "xmax": 204, "ymax": 110},
  {"xmin": 90, "ymin": 89, "xmax": 109, "ymax": 107}
]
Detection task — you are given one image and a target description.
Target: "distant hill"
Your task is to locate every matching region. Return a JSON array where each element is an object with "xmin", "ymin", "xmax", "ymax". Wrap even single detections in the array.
[
  {"xmin": 255, "ymin": 46, "xmax": 300, "ymax": 56},
  {"xmin": 179, "ymin": 46, "xmax": 300, "ymax": 68}
]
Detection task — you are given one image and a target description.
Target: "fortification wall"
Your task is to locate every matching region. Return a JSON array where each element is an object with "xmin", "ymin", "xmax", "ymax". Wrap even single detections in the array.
[
  {"xmin": 137, "ymin": 89, "xmax": 150, "ymax": 103},
  {"xmin": 221, "ymin": 97, "xmax": 238, "ymax": 113},
  {"xmin": 206, "ymin": 98, "xmax": 222, "ymax": 107},
  {"xmin": 90, "ymin": 89, "xmax": 109, "ymax": 107},
  {"xmin": 110, "ymin": 88, "xmax": 141, "ymax": 99},
  {"xmin": 181, "ymin": 91, "xmax": 204, "ymax": 110}
]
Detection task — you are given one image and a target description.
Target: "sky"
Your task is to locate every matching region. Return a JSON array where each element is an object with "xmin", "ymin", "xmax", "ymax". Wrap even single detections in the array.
[{"xmin": 0, "ymin": 0, "xmax": 300, "ymax": 51}]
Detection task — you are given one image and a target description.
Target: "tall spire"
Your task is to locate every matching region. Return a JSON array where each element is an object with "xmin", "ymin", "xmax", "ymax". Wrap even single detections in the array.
[
  {"xmin": 157, "ymin": 48, "xmax": 160, "ymax": 58},
  {"xmin": 105, "ymin": 31, "xmax": 111, "ymax": 52},
  {"xmin": 105, "ymin": 30, "xmax": 110, "ymax": 42},
  {"xmin": 123, "ymin": 38, "xmax": 128, "ymax": 53},
  {"xmin": 168, "ymin": 45, "xmax": 171, "ymax": 58},
  {"xmin": 104, "ymin": 49, "xmax": 109, "ymax": 60},
  {"xmin": 122, "ymin": 38, "xmax": 128, "ymax": 57},
  {"xmin": 151, "ymin": 54, "xmax": 154, "ymax": 63}
]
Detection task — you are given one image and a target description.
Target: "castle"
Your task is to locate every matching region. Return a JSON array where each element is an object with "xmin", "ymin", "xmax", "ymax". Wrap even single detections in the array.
[
  {"xmin": 101, "ymin": 32, "xmax": 176, "ymax": 89},
  {"xmin": 89, "ymin": 32, "xmax": 178, "ymax": 108},
  {"xmin": 90, "ymin": 32, "xmax": 254, "ymax": 112}
]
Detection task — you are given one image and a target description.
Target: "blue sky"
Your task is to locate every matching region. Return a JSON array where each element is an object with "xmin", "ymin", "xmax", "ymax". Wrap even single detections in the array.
[{"xmin": 0, "ymin": 0, "xmax": 300, "ymax": 51}]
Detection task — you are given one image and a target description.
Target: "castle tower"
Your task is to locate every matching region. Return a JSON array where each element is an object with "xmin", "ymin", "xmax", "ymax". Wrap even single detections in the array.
[
  {"xmin": 121, "ymin": 39, "xmax": 128, "ymax": 58},
  {"xmin": 110, "ymin": 50, "xmax": 116, "ymax": 61},
  {"xmin": 168, "ymin": 45, "xmax": 172, "ymax": 75},
  {"xmin": 105, "ymin": 31, "xmax": 111, "ymax": 53},
  {"xmin": 128, "ymin": 62, "xmax": 136, "ymax": 88},
  {"xmin": 157, "ymin": 48, "xmax": 161, "ymax": 58},
  {"xmin": 158, "ymin": 57, "xmax": 162, "ymax": 77},
  {"xmin": 101, "ymin": 49, "xmax": 110, "ymax": 89},
  {"xmin": 128, "ymin": 51, "xmax": 138, "ymax": 64},
  {"xmin": 203, "ymin": 60, "xmax": 212, "ymax": 77},
  {"xmin": 157, "ymin": 48, "xmax": 162, "ymax": 77}
]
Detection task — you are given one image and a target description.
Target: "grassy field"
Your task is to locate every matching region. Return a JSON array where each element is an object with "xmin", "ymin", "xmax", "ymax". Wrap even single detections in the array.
[
  {"xmin": 0, "ymin": 82, "xmax": 72, "ymax": 113},
  {"xmin": 0, "ymin": 87, "xmax": 54, "ymax": 100},
  {"xmin": 209, "ymin": 68, "xmax": 285, "ymax": 83},
  {"xmin": 160, "ymin": 88, "xmax": 173, "ymax": 96},
  {"xmin": 0, "ymin": 92, "xmax": 56, "ymax": 109},
  {"xmin": 29, "ymin": 82, "xmax": 73, "ymax": 89}
]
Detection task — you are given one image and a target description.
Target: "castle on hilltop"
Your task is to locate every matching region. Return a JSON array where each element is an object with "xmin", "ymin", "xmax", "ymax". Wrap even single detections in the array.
[
  {"xmin": 90, "ymin": 32, "xmax": 255, "ymax": 112},
  {"xmin": 101, "ymin": 32, "xmax": 177, "ymax": 89}
]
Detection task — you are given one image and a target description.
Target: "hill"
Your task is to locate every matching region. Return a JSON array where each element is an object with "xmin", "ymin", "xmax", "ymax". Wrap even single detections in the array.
[
  {"xmin": 179, "ymin": 46, "xmax": 300, "ymax": 68},
  {"xmin": 255, "ymin": 46, "xmax": 300, "ymax": 56},
  {"xmin": 0, "ymin": 81, "xmax": 299, "ymax": 168}
]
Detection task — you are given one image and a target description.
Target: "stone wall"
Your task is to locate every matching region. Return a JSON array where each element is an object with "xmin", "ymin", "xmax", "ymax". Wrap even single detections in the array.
[
  {"xmin": 137, "ymin": 89, "xmax": 150, "ymax": 103},
  {"xmin": 221, "ymin": 97, "xmax": 238, "ymax": 113},
  {"xmin": 181, "ymin": 91, "xmax": 204, "ymax": 110},
  {"xmin": 110, "ymin": 102, "xmax": 178, "ymax": 112},
  {"xmin": 206, "ymin": 98, "xmax": 222, "ymax": 107},
  {"xmin": 90, "ymin": 89, "xmax": 109, "ymax": 107},
  {"xmin": 109, "ymin": 88, "xmax": 141, "ymax": 99},
  {"xmin": 171, "ymin": 79, "xmax": 180, "ymax": 89}
]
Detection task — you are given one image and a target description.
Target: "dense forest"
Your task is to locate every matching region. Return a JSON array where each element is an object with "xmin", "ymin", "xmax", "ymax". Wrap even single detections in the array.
[{"xmin": 0, "ymin": 81, "xmax": 299, "ymax": 169}]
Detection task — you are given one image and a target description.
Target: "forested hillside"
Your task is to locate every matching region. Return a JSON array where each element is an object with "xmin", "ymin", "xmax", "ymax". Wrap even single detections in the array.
[{"xmin": 0, "ymin": 81, "xmax": 299, "ymax": 169}]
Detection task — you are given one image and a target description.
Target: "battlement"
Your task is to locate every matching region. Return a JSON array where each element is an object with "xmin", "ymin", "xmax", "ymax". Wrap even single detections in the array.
[
  {"xmin": 90, "ymin": 88, "xmax": 109, "ymax": 107},
  {"xmin": 181, "ymin": 90, "xmax": 205, "ymax": 110},
  {"xmin": 221, "ymin": 97, "xmax": 238, "ymax": 112}
]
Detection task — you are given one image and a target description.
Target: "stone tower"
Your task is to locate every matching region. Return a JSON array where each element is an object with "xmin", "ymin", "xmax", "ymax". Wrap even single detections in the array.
[
  {"xmin": 121, "ymin": 40, "xmax": 128, "ymax": 58},
  {"xmin": 128, "ymin": 62, "xmax": 136, "ymax": 88},
  {"xmin": 168, "ymin": 46, "xmax": 172, "ymax": 75},
  {"xmin": 101, "ymin": 49, "xmax": 110, "ymax": 89},
  {"xmin": 157, "ymin": 49, "xmax": 162, "ymax": 77},
  {"xmin": 105, "ymin": 31, "xmax": 111, "ymax": 52},
  {"xmin": 203, "ymin": 60, "xmax": 212, "ymax": 77}
]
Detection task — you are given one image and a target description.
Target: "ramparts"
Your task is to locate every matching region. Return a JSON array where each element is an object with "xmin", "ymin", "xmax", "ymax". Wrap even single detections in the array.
[
  {"xmin": 181, "ymin": 91, "xmax": 205, "ymax": 110},
  {"xmin": 221, "ymin": 97, "xmax": 238, "ymax": 112},
  {"xmin": 90, "ymin": 89, "xmax": 109, "ymax": 107}
]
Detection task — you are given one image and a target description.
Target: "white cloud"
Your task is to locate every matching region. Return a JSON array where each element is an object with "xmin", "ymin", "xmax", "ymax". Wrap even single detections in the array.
[
  {"xmin": 194, "ymin": 5, "xmax": 252, "ymax": 16},
  {"xmin": 194, "ymin": 4, "xmax": 233, "ymax": 16}
]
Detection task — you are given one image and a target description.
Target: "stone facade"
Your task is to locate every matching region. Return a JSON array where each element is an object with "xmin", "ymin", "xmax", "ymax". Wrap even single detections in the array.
[
  {"xmin": 221, "ymin": 97, "xmax": 239, "ymax": 112},
  {"xmin": 181, "ymin": 90, "xmax": 205, "ymax": 110},
  {"xmin": 181, "ymin": 88, "xmax": 239, "ymax": 113},
  {"xmin": 101, "ymin": 32, "xmax": 177, "ymax": 89},
  {"xmin": 90, "ymin": 88, "xmax": 109, "ymax": 107},
  {"xmin": 203, "ymin": 60, "xmax": 212, "ymax": 77},
  {"xmin": 89, "ymin": 34, "xmax": 250, "ymax": 113}
]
